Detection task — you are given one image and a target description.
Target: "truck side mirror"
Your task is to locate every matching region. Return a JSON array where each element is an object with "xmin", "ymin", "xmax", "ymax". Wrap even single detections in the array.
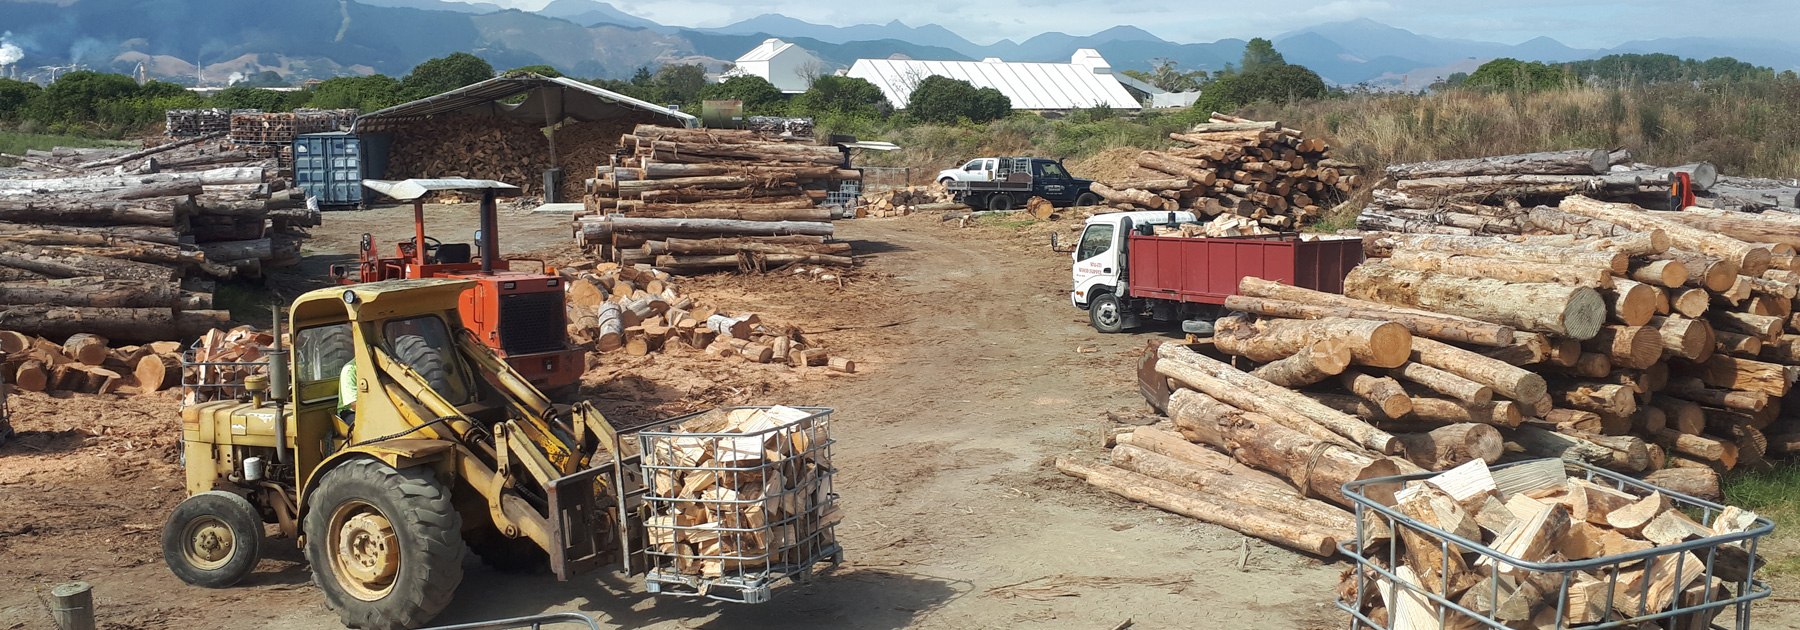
[{"xmin": 1050, "ymin": 232, "xmax": 1075, "ymax": 255}]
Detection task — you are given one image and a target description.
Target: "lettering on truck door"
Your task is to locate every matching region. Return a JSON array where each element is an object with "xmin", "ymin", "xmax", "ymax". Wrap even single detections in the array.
[
  {"xmin": 1071, "ymin": 223, "xmax": 1118, "ymax": 306},
  {"xmin": 1037, "ymin": 162, "xmax": 1073, "ymax": 203}
]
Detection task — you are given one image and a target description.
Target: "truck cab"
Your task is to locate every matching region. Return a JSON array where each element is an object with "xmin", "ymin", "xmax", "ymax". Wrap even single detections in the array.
[
  {"xmin": 944, "ymin": 157, "xmax": 1100, "ymax": 211},
  {"xmin": 1070, "ymin": 210, "xmax": 1197, "ymax": 313},
  {"xmin": 938, "ymin": 158, "xmax": 998, "ymax": 184}
]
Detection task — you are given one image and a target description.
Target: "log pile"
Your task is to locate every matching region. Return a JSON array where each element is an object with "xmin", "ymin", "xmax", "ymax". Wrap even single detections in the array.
[
  {"xmin": 560, "ymin": 261, "xmax": 855, "ymax": 372},
  {"xmin": 1092, "ymin": 113, "xmax": 1365, "ymax": 230},
  {"xmin": 854, "ymin": 184, "xmax": 956, "ymax": 217},
  {"xmin": 643, "ymin": 405, "xmax": 841, "ymax": 578},
  {"xmin": 1334, "ymin": 459, "xmax": 1766, "ymax": 629},
  {"xmin": 0, "ymin": 329, "xmax": 185, "ymax": 396},
  {"xmin": 0, "ymin": 138, "xmax": 312, "ymax": 343},
  {"xmin": 573, "ymin": 125, "xmax": 852, "ymax": 273},
  {"xmin": 1358, "ymin": 148, "xmax": 1799, "ymax": 236}
]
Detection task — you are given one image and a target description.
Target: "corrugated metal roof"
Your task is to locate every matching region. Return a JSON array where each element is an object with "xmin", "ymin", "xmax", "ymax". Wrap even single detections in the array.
[
  {"xmin": 353, "ymin": 73, "xmax": 696, "ymax": 130},
  {"xmin": 846, "ymin": 51, "xmax": 1141, "ymax": 111},
  {"xmin": 736, "ymin": 38, "xmax": 794, "ymax": 63}
]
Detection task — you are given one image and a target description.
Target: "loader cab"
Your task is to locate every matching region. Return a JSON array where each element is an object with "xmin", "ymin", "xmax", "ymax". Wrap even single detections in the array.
[{"xmin": 1070, "ymin": 210, "xmax": 1197, "ymax": 309}]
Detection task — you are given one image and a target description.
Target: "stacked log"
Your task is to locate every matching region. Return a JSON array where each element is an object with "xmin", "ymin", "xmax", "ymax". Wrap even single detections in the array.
[
  {"xmin": 0, "ymin": 139, "xmax": 308, "ymax": 343},
  {"xmin": 560, "ymin": 261, "xmax": 854, "ymax": 372},
  {"xmin": 1093, "ymin": 113, "xmax": 1364, "ymax": 230},
  {"xmin": 0, "ymin": 329, "xmax": 184, "ymax": 396},
  {"xmin": 854, "ymin": 183, "xmax": 957, "ymax": 217},
  {"xmin": 573, "ymin": 125, "xmax": 853, "ymax": 274}
]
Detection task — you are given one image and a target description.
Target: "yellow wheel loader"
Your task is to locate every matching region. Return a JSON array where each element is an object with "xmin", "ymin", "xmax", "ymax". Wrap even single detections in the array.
[{"xmin": 159, "ymin": 278, "xmax": 805, "ymax": 629}]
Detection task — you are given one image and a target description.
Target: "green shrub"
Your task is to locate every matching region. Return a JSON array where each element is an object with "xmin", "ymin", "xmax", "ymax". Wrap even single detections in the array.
[
  {"xmin": 697, "ymin": 75, "xmax": 786, "ymax": 115},
  {"xmin": 791, "ymin": 75, "xmax": 888, "ymax": 119},
  {"xmin": 906, "ymin": 76, "xmax": 1011, "ymax": 124}
]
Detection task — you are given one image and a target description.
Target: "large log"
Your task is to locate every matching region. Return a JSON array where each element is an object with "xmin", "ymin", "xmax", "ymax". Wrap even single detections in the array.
[
  {"xmin": 1392, "ymin": 362, "xmax": 1493, "ymax": 404},
  {"xmin": 1157, "ymin": 343, "xmax": 1398, "ymax": 454},
  {"xmin": 616, "ymin": 175, "xmax": 799, "ymax": 194},
  {"xmin": 1410, "ymin": 337, "xmax": 1547, "ymax": 405},
  {"xmin": 1340, "ymin": 369, "xmax": 1414, "ymax": 418},
  {"xmin": 1344, "ymin": 264, "xmax": 1607, "ymax": 340},
  {"xmin": 0, "ymin": 198, "xmax": 179, "ymax": 227},
  {"xmin": 0, "ymin": 222, "xmax": 182, "ymax": 246},
  {"xmin": 620, "ymin": 207, "xmax": 831, "ymax": 221},
  {"xmin": 1383, "ymin": 149, "xmax": 1609, "ymax": 179},
  {"xmin": 1505, "ymin": 425, "xmax": 1646, "ymax": 472},
  {"xmin": 636, "ymin": 163, "xmax": 858, "ymax": 180},
  {"xmin": 1136, "ymin": 152, "xmax": 1218, "ymax": 186},
  {"xmin": 1055, "ymin": 457, "xmax": 1337, "ymax": 555},
  {"xmin": 1089, "ymin": 182, "xmax": 1174, "ymax": 211},
  {"xmin": 1109, "ymin": 442, "xmax": 1354, "ymax": 535},
  {"xmin": 0, "ymin": 167, "xmax": 261, "ymax": 193},
  {"xmin": 0, "ymin": 243, "xmax": 175, "ymax": 282},
  {"xmin": 76, "ymin": 131, "xmax": 227, "ymax": 168},
  {"xmin": 1379, "ymin": 234, "xmax": 1626, "ymax": 273},
  {"xmin": 1599, "ymin": 278, "xmax": 1657, "ymax": 326},
  {"xmin": 1660, "ymin": 249, "xmax": 1739, "ymax": 292},
  {"xmin": 1246, "ymin": 340, "xmax": 1351, "ymax": 386},
  {"xmin": 1582, "ymin": 325, "xmax": 1665, "ymax": 370},
  {"xmin": 1684, "ymin": 354, "xmax": 1790, "ymax": 397},
  {"xmin": 662, "ymin": 237, "xmax": 851, "ymax": 256},
  {"xmin": 1232, "ymin": 278, "xmax": 1516, "ymax": 347},
  {"xmin": 1627, "ymin": 258, "xmax": 1688, "ymax": 288},
  {"xmin": 1647, "ymin": 208, "xmax": 1800, "ymax": 250},
  {"xmin": 1387, "ymin": 249, "xmax": 1612, "ymax": 288},
  {"xmin": 197, "ymin": 238, "xmax": 272, "ymax": 262},
  {"xmin": 1166, "ymin": 388, "xmax": 1401, "ymax": 507},
  {"xmin": 637, "ymin": 185, "xmax": 806, "ymax": 203},
  {"xmin": 1559, "ymin": 196, "xmax": 1770, "ymax": 276},
  {"xmin": 1213, "ymin": 314, "xmax": 1413, "ymax": 368},
  {"xmin": 1395, "ymin": 424, "xmax": 1504, "ymax": 470},
  {"xmin": 585, "ymin": 217, "xmax": 833, "ymax": 237},
  {"xmin": 0, "ymin": 306, "xmax": 178, "ymax": 343},
  {"xmin": 1393, "ymin": 173, "xmax": 1643, "ymax": 200},
  {"xmin": 0, "ymin": 278, "xmax": 178, "ymax": 309}
]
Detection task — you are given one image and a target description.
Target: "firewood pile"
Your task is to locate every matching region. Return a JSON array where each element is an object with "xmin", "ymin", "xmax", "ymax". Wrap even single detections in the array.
[
  {"xmin": 0, "ymin": 136, "xmax": 315, "ymax": 344},
  {"xmin": 1334, "ymin": 459, "xmax": 1767, "ymax": 629},
  {"xmin": 561, "ymin": 262, "xmax": 855, "ymax": 372},
  {"xmin": 1091, "ymin": 113, "xmax": 1365, "ymax": 230},
  {"xmin": 182, "ymin": 325, "xmax": 274, "ymax": 404},
  {"xmin": 641, "ymin": 405, "xmax": 842, "ymax": 581},
  {"xmin": 854, "ymin": 184, "xmax": 957, "ymax": 217},
  {"xmin": 573, "ymin": 125, "xmax": 854, "ymax": 274},
  {"xmin": 0, "ymin": 329, "xmax": 185, "ymax": 396},
  {"xmin": 378, "ymin": 115, "xmax": 641, "ymax": 202},
  {"xmin": 167, "ymin": 109, "xmax": 259, "ymax": 138},
  {"xmin": 1358, "ymin": 148, "xmax": 1800, "ymax": 236},
  {"xmin": 227, "ymin": 109, "xmax": 355, "ymax": 146}
]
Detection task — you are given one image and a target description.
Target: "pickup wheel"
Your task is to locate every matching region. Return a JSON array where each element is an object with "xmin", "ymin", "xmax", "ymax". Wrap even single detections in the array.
[
  {"xmin": 987, "ymin": 194, "xmax": 1014, "ymax": 211},
  {"xmin": 1076, "ymin": 192, "xmax": 1101, "ymax": 207},
  {"xmin": 1090, "ymin": 293, "xmax": 1128, "ymax": 333}
]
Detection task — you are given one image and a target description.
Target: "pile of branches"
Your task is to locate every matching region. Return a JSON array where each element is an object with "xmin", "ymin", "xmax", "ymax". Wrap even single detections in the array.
[{"xmin": 575, "ymin": 125, "xmax": 855, "ymax": 275}]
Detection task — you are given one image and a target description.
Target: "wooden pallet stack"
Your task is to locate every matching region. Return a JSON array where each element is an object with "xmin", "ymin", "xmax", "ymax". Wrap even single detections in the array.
[
  {"xmin": 0, "ymin": 329, "xmax": 185, "ymax": 396},
  {"xmin": 166, "ymin": 109, "xmax": 259, "ymax": 138},
  {"xmin": 226, "ymin": 110, "xmax": 353, "ymax": 145},
  {"xmin": 560, "ymin": 262, "xmax": 855, "ymax": 372},
  {"xmin": 1357, "ymin": 149, "xmax": 1799, "ymax": 235},
  {"xmin": 0, "ymin": 137, "xmax": 315, "ymax": 344},
  {"xmin": 573, "ymin": 125, "xmax": 855, "ymax": 274},
  {"xmin": 1091, "ymin": 113, "xmax": 1364, "ymax": 229}
]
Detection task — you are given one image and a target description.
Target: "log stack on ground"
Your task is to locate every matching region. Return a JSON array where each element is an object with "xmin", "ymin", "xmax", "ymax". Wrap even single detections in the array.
[
  {"xmin": 0, "ymin": 137, "xmax": 307, "ymax": 343},
  {"xmin": 573, "ymin": 125, "xmax": 855, "ymax": 274},
  {"xmin": 0, "ymin": 328, "xmax": 185, "ymax": 396},
  {"xmin": 558, "ymin": 259, "xmax": 855, "ymax": 372},
  {"xmin": 855, "ymin": 183, "xmax": 956, "ymax": 217},
  {"xmin": 1091, "ymin": 113, "xmax": 1363, "ymax": 230}
]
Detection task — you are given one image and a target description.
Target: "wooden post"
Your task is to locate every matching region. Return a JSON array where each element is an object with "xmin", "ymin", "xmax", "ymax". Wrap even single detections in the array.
[{"xmin": 51, "ymin": 581, "xmax": 95, "ymax": 630}]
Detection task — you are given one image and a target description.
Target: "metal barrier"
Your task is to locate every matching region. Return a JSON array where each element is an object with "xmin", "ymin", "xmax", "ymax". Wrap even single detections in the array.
[{"xmin": 858, "ymin": 166, "xmax": 915, "ymax": 191}]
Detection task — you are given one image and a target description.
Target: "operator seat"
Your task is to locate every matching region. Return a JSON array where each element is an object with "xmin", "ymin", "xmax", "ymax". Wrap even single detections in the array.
[{"xmin": 436, "ymin": 243, "xmax": 473, "ymax": 264}]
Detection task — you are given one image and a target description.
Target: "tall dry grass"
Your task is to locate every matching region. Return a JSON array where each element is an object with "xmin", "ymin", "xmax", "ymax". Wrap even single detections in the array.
[{"xmin": 1241, "ymin": 81, "xmax": 1800, "ymax": 179}]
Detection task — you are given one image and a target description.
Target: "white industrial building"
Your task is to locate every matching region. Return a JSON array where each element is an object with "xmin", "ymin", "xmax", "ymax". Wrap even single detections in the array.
[
  {"xmin": 845, "ymin": 49, "xmax": 1141, "ymax": 111},
  {"xmin": 723, "ymin": 38, "xmax": 826, "ymax": 93}
]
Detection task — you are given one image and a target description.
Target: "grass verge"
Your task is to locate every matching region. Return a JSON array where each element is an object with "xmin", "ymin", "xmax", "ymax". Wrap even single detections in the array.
[
  {"xmin": 1721, "ymin": 462, "xmax": 1800, "ymax": 578},
  {"xmin": 0, "ymin": 130, "xmax": 132, "ymax": 160}
]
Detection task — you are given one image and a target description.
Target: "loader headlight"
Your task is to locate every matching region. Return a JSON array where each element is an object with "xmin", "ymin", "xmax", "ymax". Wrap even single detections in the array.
[{"xmin": 341, "ymin": 289, "xmax": 359, "ymax": 304}]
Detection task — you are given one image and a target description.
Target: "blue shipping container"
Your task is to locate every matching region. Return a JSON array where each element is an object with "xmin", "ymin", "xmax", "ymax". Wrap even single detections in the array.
[{"xmin": 293, "ymin": 132, "xmax": 365, "ymax": 207}]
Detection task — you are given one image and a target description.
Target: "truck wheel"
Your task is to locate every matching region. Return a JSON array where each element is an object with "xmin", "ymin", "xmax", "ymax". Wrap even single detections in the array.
[
  {"xmin": 304, "ymin": 459, "xmax": 465, "ymax": 630},
  {"xmin": 1076, "ymin": 192, "xmax": 1101, "ymax": 207},
  {"xmin": 988, "ymin": 194, "xmax": 1014, "ymax": 211},
  {"xmin": 393, "ymin": 334, "xmax": 453, "ymax": 402},
  {"xmin": 1090, "ymin": 293, "xmax": 1129, "ymax": 333},
  {"xmin": 162, "ymin": 491, "xmax": 263, "ymax": 588}
]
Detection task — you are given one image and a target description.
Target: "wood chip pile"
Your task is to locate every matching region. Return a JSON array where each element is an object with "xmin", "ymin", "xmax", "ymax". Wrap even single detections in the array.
[
  {"xmin": 0, "ymin": 329, "xmax": 184, "ymax": 396},
  {"xmin": 1359, "ymin": 148, "xmax": 1800, "ymax": 236},
  {"xmin": 642, "ymin": 405, "xmax": 842, "ymax": 578},
  {"xmin": 1091, "ymin": 113, "xmax": 1365, "ymax": 230},
  {"xmin": 0, "ymin": 137, "xmax": 315, "ymax": 344},
  {"xmin": 574, "ymin": 125, "xmax": 854, "ymax": 274},
  {"xmin": 560, "ymin": 262, "xmax": 855, "ymax": 372}
]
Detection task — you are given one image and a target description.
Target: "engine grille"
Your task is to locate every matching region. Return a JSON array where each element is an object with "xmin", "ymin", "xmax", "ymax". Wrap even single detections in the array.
[{"xmin": 498, "ymin": 291, "xmax": 566, "ymax": 355}]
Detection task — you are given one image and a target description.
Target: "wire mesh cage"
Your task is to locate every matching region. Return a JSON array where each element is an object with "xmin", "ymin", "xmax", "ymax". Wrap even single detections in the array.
[
  {"xmin": 1339, "ymin": 459, "xmax": 1773, "ymax": 630},
  {"xmin": 637, "ymin": 405, "xmax": 842, "ymax": 602},
  {"xmin": 179, "ymin": 328, "xmax": 274, "ymax": 406}
]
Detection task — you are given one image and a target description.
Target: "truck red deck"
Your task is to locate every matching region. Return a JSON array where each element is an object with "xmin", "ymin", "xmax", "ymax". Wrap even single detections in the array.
[{"xmin": 1125, "ymin": 233, "xmax": 1363, "ymax": 305}]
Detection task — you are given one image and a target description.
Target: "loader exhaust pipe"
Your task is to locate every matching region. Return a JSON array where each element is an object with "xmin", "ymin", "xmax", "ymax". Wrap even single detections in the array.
[
  {"xmin": 480, "ymin": 189, "xmax": 497, "ymax": 274},
  {"xmin": 268, "ymin": 305, "xmax": 291, "ymax": 466}
]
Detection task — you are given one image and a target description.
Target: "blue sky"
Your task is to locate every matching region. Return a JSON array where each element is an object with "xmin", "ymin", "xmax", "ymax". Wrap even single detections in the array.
[{"xmin": 466, "ymin": 0, "xmax": 1799, "ymax": 49}]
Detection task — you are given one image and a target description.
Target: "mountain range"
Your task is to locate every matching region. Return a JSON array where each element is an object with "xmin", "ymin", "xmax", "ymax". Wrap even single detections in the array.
[{"xmin": 0, "ymin": 0, "xmax": 1794, "ymax": 87}]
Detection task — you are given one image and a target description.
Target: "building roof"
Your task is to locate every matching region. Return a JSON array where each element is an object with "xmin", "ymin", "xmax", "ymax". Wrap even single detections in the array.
[
  {"xmin": 736, "ymin": 38, "xmax": 796, "ymax": 63},
  {"xmin": 847, "ymin": 49, "xmax": 1140, "ymax": 111},
  {"xmin": 353, "ymin": 72, "xmax": 696, "ymax": 131}
]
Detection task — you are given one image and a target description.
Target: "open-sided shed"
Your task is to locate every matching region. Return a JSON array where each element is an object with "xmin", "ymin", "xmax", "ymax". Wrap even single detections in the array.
[{"xmin": 353, "ymin": 73, "xmax": 697, "ymax": 202}]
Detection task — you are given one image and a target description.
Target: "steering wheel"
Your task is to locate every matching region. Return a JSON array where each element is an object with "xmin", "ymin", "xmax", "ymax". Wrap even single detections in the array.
[{"xmin": 401, "ymin": 236, "xmax": 442, "ymax": 262}]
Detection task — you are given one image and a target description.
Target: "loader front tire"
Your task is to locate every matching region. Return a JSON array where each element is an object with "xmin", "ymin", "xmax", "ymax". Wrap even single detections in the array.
[
  {"xmin": 304, "ymin": 459, "xmax": 464, "ymax": 630},
  {"xmin": 162, "ymin": 490, "xmax": 263, "ymax": 588}
]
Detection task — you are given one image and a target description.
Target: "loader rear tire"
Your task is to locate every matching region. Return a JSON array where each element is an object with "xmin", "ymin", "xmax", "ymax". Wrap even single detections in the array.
[
  {"xmin": 162, "ymin": 491, "xmax": 262, "ymax": 588},
  {"xmin": 393, "ymin": 334, "xmax": 453, "ymax": 402},
  {"xmin": 304, "ymin": 459, "xmax": 464, "ymax": 630}
]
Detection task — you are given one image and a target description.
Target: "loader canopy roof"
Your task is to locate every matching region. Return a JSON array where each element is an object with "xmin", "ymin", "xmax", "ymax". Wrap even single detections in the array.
[
  {"xmin": 363, "ymin": 178, "xmax": 521, "ymax": 201},
  {"xmin": 292, "ymin": 278, "xmax": 477, "ymax": 329}
]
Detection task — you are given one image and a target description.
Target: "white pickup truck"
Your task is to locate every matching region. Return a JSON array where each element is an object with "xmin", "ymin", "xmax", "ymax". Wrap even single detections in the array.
[{"xmin": 937, "ymin": 158, "xmax": 999, "ymax": 184}]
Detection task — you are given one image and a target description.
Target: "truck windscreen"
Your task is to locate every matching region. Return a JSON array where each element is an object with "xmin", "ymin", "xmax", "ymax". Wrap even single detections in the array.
[{"xmin": 1039, "ymin": 163, "xmax": 1070, "ymax": 179}]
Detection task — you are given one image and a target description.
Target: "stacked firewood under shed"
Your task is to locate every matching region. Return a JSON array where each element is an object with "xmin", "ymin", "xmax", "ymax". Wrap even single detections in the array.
[
  {"xmin": 574, "ymin": 125, "xmax": 854, "ymax": 274},
  {"xmin": 560, "ymin": 262, "xmax": 854, "ymax": 372},
  {"xmin": 1090, "ymin": 113, "xmax": 1365, "ymax": 231},
  {"xmin": 0, "ymin": 137, "xmax": 315, "ymax": 345},
  {"xmin": 1061, "ymin": 192, "xmax": 1800, "ymax": 558},
  {"xmin": 1358, "ymin": 148, "xmax": 1800, "ymax": 236}
]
